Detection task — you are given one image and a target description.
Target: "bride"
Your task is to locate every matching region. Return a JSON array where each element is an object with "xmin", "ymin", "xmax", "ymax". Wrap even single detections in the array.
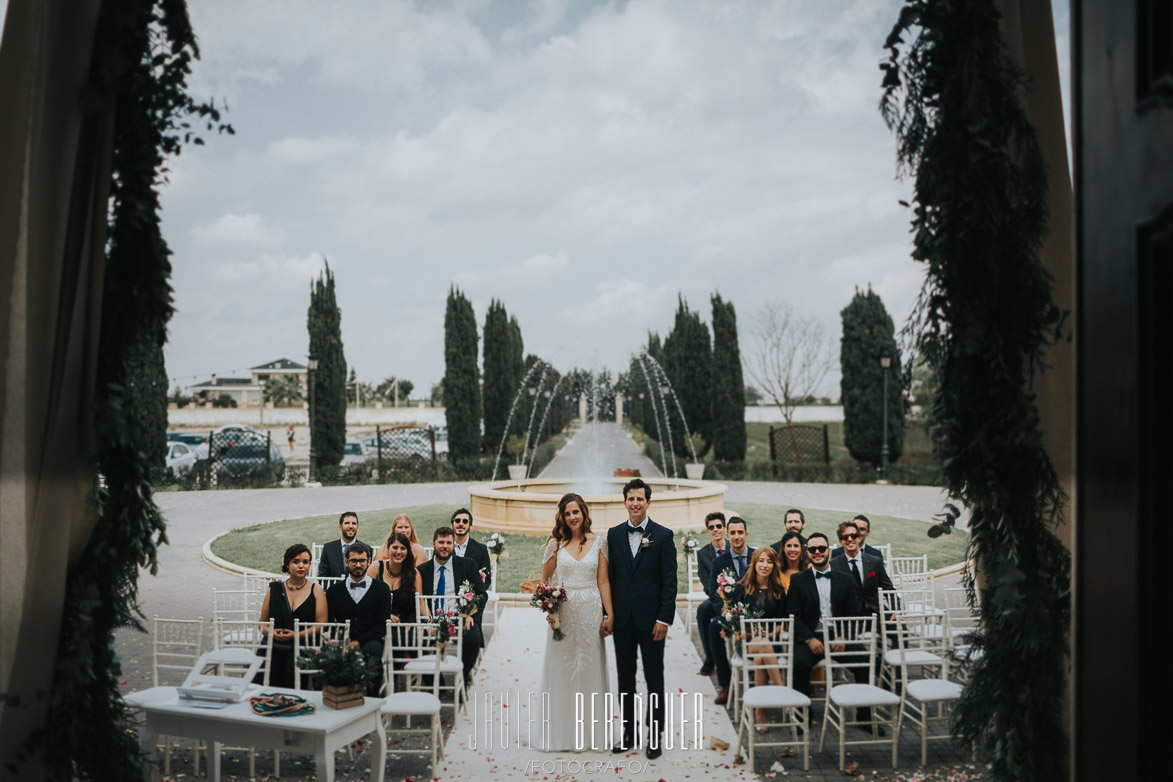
[{"xmin": 537, "ymin": 492, "xmax": 614, "ymax": 752}]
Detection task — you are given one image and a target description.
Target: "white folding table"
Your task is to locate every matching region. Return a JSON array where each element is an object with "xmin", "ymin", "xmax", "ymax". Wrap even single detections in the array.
[{"xmin": 138, "ymin": 686, "xmax": 385, "ymax": 782}]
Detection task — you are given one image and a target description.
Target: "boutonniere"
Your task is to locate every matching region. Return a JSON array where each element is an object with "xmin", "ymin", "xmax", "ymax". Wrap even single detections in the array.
[
  {"xmin": 640, "ymin": 535, "xmax": 653, "ymax": 551},
  {"xmin": 868, "ymin": 570, "xmax": 876, "ymax": 579}
]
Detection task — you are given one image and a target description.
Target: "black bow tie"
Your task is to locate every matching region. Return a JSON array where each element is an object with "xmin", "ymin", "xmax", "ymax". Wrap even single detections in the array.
[
  {"xmin": 349, "ymin": 580, "xmax": 366, "ymax": 590},
  {"xmin": 815, "ymin": 571, "xmax": 832, "ymax": 580},
  {"xmin": 628, "ymin": 525, "xmax": 644, "ymax": 535}
]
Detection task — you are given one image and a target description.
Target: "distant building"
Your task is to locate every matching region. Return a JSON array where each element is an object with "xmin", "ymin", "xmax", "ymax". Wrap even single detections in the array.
[{"xmin": 185, "ymin": 358, "xmax": 307, "ymax": 407}]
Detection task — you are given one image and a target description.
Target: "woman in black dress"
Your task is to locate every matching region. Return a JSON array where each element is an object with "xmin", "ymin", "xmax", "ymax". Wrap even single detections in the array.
[
  {"xmin": 727, "ymin": 547, "xmax": 788, "ymax": 729},
  {"xmin": 367, "ymin": 533, "xmax": 426, "ymax": 663},
  {"xmin": 258, "ymin": 543, "xmax": 328, "ymax": 688}
]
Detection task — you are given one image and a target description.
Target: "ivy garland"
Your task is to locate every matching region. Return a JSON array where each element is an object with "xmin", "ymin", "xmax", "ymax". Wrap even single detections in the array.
[
  {"xmin": 880, "ymin": 2, "xmax": 1070, "ymax": 781},
  {"xmin": 11, "ymin": 2, "xmax": 231, "ymax": 779}
]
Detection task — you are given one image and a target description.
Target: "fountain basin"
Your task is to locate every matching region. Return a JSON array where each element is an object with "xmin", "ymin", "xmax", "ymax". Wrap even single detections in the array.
[{"xmin": 467, "ymin": 476, "xmax": 727, "ymax": 536}]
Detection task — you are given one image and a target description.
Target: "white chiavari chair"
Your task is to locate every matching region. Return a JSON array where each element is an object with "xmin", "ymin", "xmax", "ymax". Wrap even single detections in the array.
[
  {"xmin": 734, "ymin": 617, "xmax": 810, "ymax": 771},
  {"xmin": 381, "ymin": 620, "xmax": 445, "ymax": 770}
]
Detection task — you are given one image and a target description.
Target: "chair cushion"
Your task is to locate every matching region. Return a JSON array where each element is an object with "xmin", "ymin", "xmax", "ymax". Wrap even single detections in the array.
[
  {"xmin": 686, "ymin": 592, "xmax": 707, "ymax": 602},
  {"xmin": 952, "ymin": 645, "xmax": 983, "ymax": 662},
  {"xmin": 906, "ymin": 679, "xmax": 963, "ymax": 702},
  {"xmin": 382, "ymin": 692, "xmax": 442, "ymax": 715},
  {"xmin": 742, "ymin": 686, "xmax": 811, "ymax": 708},
  {"xmin": 487, "ymin": 590, "xmax": 500, "ymax": 602},
  {"xmin": 404, "ymin": 655, "xmax": 462, "ymax": 673},
  {"xmin": 883, "ymin": 649, "xmax": 943, "ymax": 666},
  {"xmin": 828, "ymin": 683, "xmax": 900, "ymax": 708}
]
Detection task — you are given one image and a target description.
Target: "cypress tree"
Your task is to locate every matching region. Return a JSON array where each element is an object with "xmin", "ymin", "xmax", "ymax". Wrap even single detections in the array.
[
  {"xmin": 444, "ymin": 286, "xmax": 481, "ymax": 461},
  {"xmin": 308, "ymin": 262, "xmax": 348, "ymax": 469},
  {"xmin": 482, "ymin": 300, "xmax": 512, "ymax": 451},
  {"xmin": 840, "ymin": 286, "xmax": 905, "ymax": 465},
  {"xmin": 710, "ymin": 293, "xmax": 747, "ymax": 460},
  {"xmin": 662, "ymin": 296, "xmax": 713, "ymax": 457},
  {"xmin": 508, "ymin": 316, "xmax": 526, "ymax": 436}
]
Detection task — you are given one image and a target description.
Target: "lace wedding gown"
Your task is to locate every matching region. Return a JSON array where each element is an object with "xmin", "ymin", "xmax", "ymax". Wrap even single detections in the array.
[{"xmin": 537, "ymin": 535, "xmax": 611, "ymax": 752}]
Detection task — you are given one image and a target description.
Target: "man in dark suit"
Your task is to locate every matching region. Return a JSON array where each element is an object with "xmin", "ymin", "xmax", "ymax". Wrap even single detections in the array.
[
  {"xmin": 451, "ymin": 508, "xmax": 492, "ymax": 590},
  {"xmin": 695, "ymin": 512, "xmax": 726, "ymax": 675},
  {"xmin": 770, "ymin": 508, "xmax": 808, "ymax": 554},
  {"xmin": 607, "ymin": 478, "xmax": 677, "ymax": 759},
  {"xmin": 787, "ymin": 532, "xmax": 865, "ymax": 698},
  {"xmin": 418, "ymin": 526, "xmax": 486, "ymax": 687},
  {"xmin": 830, "ymin": 520, "xmax": 894, "ymax": 616},
  {"xmin": 317, "ymin": 511, "xmax": 365, "ymax": 578},
  {"xmin": 704, "ymin": 516, "xmax": 753, "ymax": 704},
  {"xmin": 831, "ymin": 514, "xmax": 886, "ymax": 562},
  {"xmin": 325, "ymin": 542, "xmax": 391, "ymax": 693}
]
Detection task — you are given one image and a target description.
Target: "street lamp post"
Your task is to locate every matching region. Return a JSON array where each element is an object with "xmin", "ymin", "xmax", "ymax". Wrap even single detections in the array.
[
  {"xmin": 308, "ymin": 353, "xmax": 319, "ymax": 483},
  {"xmin": 880, "ymin": 352, "xmax": 891, "ymax": 482}
]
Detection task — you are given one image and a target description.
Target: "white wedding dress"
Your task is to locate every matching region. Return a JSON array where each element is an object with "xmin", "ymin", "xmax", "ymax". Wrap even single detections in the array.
[{"xmin": 537, "ymin": 535, "xmax": 611, "ymax": 752}]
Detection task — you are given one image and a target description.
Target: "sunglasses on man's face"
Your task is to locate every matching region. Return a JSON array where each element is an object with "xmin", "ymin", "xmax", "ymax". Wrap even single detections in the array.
[
  {"xmin": 707, "ymin": 524, "xmax": 724, "ymax": 531},
  {"xmin": 841, "ymin": 533, "xmax": 859, "ymax": 541},
  {"xmin": 807, "ymin": 545, "xmax": 829, "ymax": 554}
]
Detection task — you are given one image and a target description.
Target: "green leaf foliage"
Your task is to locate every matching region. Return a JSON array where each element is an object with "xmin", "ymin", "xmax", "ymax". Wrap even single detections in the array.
[
  {"xmin": 881, "ymin": 2, "xmax": 1070, "ymax": 780},
  {"xmin": 308, "ymin": 262, "xmax": 348, "ymax": 469},
  {"xmin": 710, "ymin": 293, "xmax": 747, "ymax": 461},
  {"xmin": 840, "ymin": 286, "xmax": 905, "ymax": 466},
  {"xmin": 21, "ymin": 1, "xmax": 231, "ymax": 778},
  {"xmin": 444, "ymin": 286, "xmax": 481, "ymax": 460}
]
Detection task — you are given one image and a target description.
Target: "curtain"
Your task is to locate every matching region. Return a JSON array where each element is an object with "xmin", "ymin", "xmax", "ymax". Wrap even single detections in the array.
[{"xmin": 0, "ymin": 0, "xmax": 110, "ymax": 775}]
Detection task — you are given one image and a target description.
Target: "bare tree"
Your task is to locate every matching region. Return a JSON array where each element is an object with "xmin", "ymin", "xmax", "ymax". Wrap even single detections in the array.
[{"xmin": 743, "ymin": 301, "xmax": 837, "ymax": 431}]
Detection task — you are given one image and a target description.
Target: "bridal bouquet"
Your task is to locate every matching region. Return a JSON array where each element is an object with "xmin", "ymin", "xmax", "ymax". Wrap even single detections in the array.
[
  {"xmin": 715, "ymin": 603, "xmax": 766, "ymax": 641},
  {"xmin": 454, "ymin": 579, "xmax": 486, "ymax": 626},
  {"xmin": 531, "ymin": 582, "xmax": 569, "ymax": 641}
]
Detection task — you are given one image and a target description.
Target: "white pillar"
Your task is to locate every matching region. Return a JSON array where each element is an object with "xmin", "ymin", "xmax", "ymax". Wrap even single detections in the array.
[
  {"xmin": 579, "ymin": 393, "xmax": 588, "ymax": 424},
  {"xmin": 615, "ymin": 392, "xmax": 624, "ymax": 423}
]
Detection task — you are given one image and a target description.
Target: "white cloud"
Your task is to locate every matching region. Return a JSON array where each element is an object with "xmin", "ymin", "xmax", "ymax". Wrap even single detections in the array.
[
  {"xmin": 209, "ymin": 253, "xmax": 325, "ymax": 284},
  {"xmin": 193, "ymin": 213, "xmax": 283, "ymax": 247},
  {"xmin": 265, "ymin": 135, "xmax": 360, "ymax": 165}
]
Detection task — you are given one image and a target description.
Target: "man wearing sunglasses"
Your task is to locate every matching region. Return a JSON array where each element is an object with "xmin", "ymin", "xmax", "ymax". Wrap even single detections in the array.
[
  {"xmin": 788, "ymin": 532, "xmax": 864, "ymax": 698},
  {"xmin": 831, "ymin": 514, "xmax": 885, "ymax": 561},
  {"xmin": 830, "ymin": 520, "xmax": 893, "ymax": 616},
  {"xmin": 695, "ymin": 512, "xmax": 726, "ymax": 676}
]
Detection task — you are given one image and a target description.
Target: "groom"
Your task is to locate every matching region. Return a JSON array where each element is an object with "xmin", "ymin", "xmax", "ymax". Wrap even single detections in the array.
[{"xmin": 606, "ymin": 478, "xmax": 677, "ymax": 759}]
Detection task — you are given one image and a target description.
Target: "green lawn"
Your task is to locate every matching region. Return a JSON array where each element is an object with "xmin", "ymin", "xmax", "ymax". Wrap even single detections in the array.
[{"xmin": 211, "ymin": 502, "xmax": 969, "ymax": 593}]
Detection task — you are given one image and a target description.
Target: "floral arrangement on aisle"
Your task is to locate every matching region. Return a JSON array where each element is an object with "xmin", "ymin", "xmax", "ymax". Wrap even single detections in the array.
[
  {"xmin": 530, "ymin": 582, "xmax": 570, "ymax": 641},
  {"xmin": 298, "ymin": 638, "xmax": 379, "ymax": 690},
  {"xmin": 679, "ymin": 534, "xmax": 701, "ymax": 562},
  {"xmin": 485, "ymin": 531, "xmax": 507, "ymax": 558}
]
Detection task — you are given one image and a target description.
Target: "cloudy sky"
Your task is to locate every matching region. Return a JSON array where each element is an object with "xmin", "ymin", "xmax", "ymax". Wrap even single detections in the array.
[{"xmin": 4, "ymin": 0, "xmax": 1071, "ymax": 396}]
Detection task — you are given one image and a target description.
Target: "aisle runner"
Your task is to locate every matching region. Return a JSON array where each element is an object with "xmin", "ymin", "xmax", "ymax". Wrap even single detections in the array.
[{"xmin": 436, "ymin": 607, "xmax": 754, "ymax": 782}]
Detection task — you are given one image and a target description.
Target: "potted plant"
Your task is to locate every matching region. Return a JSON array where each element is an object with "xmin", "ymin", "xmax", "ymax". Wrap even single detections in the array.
[
  {"xmin": 506, "ymin": 434, "xmax": 528, "ymax": 480},
  {"xmin": 299, "ymin": 639, "xmax": 379, "ymax": 709},
  {"xmin": 685, "ymin": 433, "xmax": 706, "ymax": 480}
]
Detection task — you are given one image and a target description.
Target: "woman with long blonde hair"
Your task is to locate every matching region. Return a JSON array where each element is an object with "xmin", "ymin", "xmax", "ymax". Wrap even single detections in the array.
[{"xmin": 374, "ymin": 513, "xmax": 427, "ymax": 564}]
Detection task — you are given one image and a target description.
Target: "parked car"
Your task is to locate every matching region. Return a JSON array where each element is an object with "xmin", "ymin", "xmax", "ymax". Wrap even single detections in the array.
[
  {"xmin": 167, "ymin": 431, "xmax": 209, "ymax": 460},
  {"xmin": 216, "ymin": 440, "xmax": 285, "ymax": 480},
  {"xmin": 340, "ymin": 440, "xmax": 369, "ymax": 466},
  {"xmin": 165, "ymin": 442, "xmax": 199, "ymax": 474}
]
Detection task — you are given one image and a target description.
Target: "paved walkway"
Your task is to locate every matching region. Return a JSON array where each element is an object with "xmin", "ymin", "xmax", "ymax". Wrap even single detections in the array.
[{"xmin": 540, "ymin": 422, "xmax": 662, "ymax": 478}]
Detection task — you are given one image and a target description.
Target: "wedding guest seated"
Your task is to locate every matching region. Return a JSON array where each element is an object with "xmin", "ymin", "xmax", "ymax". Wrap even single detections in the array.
[
  {"xmin": 710, "ymin": 547, "xmax": 789, "ymax": 729},
  {"xmin": 367, "ymin": 532, "xmax": 427, "ymax": 669},
  {"xmin": 775, "ymin": 530, "xmax": 811, "ymax": 593},
  {"xmin": 830, "ymin": 514, "xmax": 886, "ymax": 560},
  {"xmin": 705, "ymin": 516, "xmax": 754, "ymax": 705},
  {"xmin": 451, "ymin": 508, "xmax": 492, "ymax": 589},
  {"xmin": 317, "ymin": 511, "xmax": 365, "ymax": 578},
  {"xmin": 258, "ymin": 543, "xmax": 328, "ymax": 688},
  {"xmin": 418, "ymin": 526, "xmax": 487, "ymax": 687},
  {"xmin": 375, "ymin": 513, "xmax": 428, "ymax": 565},
  {"xmin": 696, "ymin": 511, "xmax": 726, "ymax": 675},
  {"xmin": 326, "ymin": 542, "xmax": 391, "ymax": 692},
  {"xmin": 769, "ymin": 508, "xmax": 808, "ymax": 552}
]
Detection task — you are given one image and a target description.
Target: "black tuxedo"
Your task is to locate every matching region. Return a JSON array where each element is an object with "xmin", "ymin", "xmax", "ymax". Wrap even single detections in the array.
[
  {"xmin": 326, "ymin": 577, "xmax": 391, "ymax": 692},
  {"xmin": 326, "ymin": 578, "xmax": 391, "ymax": 646},
  {"xmin": 317, "ymin": 538, "xmax": 365, "ymax": 578},
  {"xmin": 418, "ymin": 554, "xmax": 486, "ymax": 684},
  {"xmin": 831, "ymin": 542, "xmax": 885, "ymax": 561},
  {"xmin": 830, "ymin": 551, "xmax": 894, "ymax": 616},
  {"xmin": 694, "ymin": 542, "xmax": 726, "ymax": 666},
  {"xmin": 703, "ymin": 546, "xmax": 753, "ymax": 688},
  {"xmin": 787, "ymin": 567, "xmax": 865, "ymax": 695},
  {"xmin": 607, "ymin": 519, "xmax": 676, "ymax": 745},
  {"xmin": 456, "ymin": 537, "xmax": 493, "ymax": 591}
]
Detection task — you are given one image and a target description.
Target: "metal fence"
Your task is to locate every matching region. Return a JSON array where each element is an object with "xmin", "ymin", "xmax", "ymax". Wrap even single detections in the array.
[
  {"xmin": 371, "ymin": 424, "xmax": 437, "ymax": 463},
  {"xmin": 768, "ymin": 423, "xmax": 829, "ymax": 467},
  {"xmin": 207, "ymin": 428, "xmax": 286, "ymax": 482}
]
